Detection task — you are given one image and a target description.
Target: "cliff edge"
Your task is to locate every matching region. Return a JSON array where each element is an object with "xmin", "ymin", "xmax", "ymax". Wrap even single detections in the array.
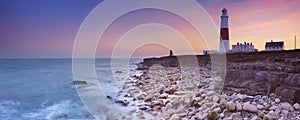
[{"xmin": 140, "ymin": 50, "xmax": 300, "ymax": 103}]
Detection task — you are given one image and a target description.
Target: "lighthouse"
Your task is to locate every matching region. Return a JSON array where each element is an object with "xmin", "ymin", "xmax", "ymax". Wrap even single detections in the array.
[{"xmin": 219, "ymin": 8, "xmax": 230, "ymax": 53}]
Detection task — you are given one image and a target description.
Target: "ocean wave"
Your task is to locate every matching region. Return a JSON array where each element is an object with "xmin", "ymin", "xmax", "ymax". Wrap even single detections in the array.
[
  {"xmin": 0, "ymin": 100, "xmax": 20, "ymax": 119},
  {"xmin": 21, "ymin": 100, "xmax": 94, "ymax": 120}
]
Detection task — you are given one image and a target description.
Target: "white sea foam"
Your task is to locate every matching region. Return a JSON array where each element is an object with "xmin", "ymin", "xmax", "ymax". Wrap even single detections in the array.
[
  {"xmin": 22, "ymin": 100, "xmax": 93, "ymax": 120},
  {"xmin": 0, "ymin": 100, "xmax": 20, "ymax": 119}
]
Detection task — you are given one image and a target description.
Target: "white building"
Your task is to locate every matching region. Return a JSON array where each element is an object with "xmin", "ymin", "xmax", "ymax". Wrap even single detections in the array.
[
  {"xmin": 231, "ymin": 42, "xmax": 258, "ymax": 53},
  {"xmin": 265, "ymin": 40, "xmax": 284, "ymax": 51},
  {"xmin": 203, "ymin": 50, "xmax": 218, "ymax": 55}
]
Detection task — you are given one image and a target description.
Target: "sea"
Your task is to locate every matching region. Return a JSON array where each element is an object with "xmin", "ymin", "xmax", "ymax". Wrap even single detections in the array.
[{"xmin": 0, "ymin": 58, "xmax": 142, "ymax": 120}]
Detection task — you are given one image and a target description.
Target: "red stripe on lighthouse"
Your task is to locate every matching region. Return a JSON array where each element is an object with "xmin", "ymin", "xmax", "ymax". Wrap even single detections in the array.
[{"xmin": 220, "ymin": 28, "xmax": 229, "ymax": 40}]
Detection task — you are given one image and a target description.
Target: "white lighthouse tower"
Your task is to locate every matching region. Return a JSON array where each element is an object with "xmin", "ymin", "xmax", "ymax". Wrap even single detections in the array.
[{"xmin": 219, "ymin": 8, "xmax": 230, "ymax": 53}]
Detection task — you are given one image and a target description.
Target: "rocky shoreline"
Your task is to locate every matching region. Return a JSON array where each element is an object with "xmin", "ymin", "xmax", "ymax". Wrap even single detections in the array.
[
  {"xmin": 114, "ymin": 65, "xmax": 300, "ymax": 120},
  {"xmin": 141, "ymin": 50, "xmax": 300, "ymax": 103}
]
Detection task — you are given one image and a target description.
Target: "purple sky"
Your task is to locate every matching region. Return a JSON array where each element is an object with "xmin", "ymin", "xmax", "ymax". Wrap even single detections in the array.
[
  {"xmin": 1, "ymin": 0, "xmax": 299, "ymax": 58},
  {"xmin": 0, "ymin": 0, "xmax": 102, "ymax": 58}
]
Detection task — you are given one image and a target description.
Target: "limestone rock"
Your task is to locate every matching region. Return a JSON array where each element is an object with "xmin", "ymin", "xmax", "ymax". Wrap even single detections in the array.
[
  {"xmin": 269, "ymin": 106, "xmax": 276, "ymax": 110},
  {"xmin": 226, "ymin": 102, "xmax": 236, "ymax": 111},
  {"xmin": 158, "ymin": 93, "xmax": 168, "ymax": 99},
  {"xmin": 232, "ymin": 114, "xmax": 242, "ymax": 120},
  {"xmin": 257, "ymin": 104, "xmax": 264, "ymax": 110},
  {"xmin": 207, "ymin": 111, "xmax": 219, "ymax": 120},
  {"xmin": 139, "ymin": 105, "xmax": 148, "ymax": 110},
  {"xmin": 275, "ymin": 98, "xmax": 280, "ymax": 103},
  {"xmin": 213, "ymin": 107, "xmax": 221, "ymax": 113},
  {"xmin": 150, "ymin": 101, "xmax": 162, "ymax": 108},
  {"xmin": 251, "ymin": 116, "xmax": 259, "ymax": 120},
  {"xmin": 115, "ymin": 99, "xmax": 130, "ymax": 106},
  {"xmin": 73, "ymin": 80, "xmax": 87, "ymax": 85},
  {"xmin": 236, "ymin": 103, "xmax": 243, "ymax": 111},
  {"xmin": 263, "ymin": 114, "xmax": 276, "ymax": 120},
  {"xmin": 243, "ymin": 102, "xmax": 258, "ymax": 113},
  {"xmin": 169, "ymin": 114, "xmax": 180, "ymax": 120},
  {"xmin": 258, "ymin": 111, "xmax": 265, "ymax": 118},
  {"xmin": 281, "ymin": 102, "xmax": 294, "ymax": 111},
  {"xmin": 235, "ymin": 93, "xmax": 244, "ymax": 100},
  {"xmin": 153, "ymin": 106, "xmax": 161, "ymax": 111},
  {"xmin": 207, "ymin": 91, "xmax": 215, "ymax": 96},
  {"xmin": 281, "ymin": 110, "xmax": 289, "ymax": 116},
  {"xmin": 212, "ymin": 95, "xmax": 220, "ymax": 102},
  {"xmin": 293, "ymin": 103, "xmax": 300, "ymax": 110}
]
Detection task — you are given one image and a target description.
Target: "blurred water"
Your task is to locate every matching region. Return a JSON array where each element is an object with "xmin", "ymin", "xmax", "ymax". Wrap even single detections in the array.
[{"xmin": 0, "ymin": 58, "xmax": 141, "ymax": 120}]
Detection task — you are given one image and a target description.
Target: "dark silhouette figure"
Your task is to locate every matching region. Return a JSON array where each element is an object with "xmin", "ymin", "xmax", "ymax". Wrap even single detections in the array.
[{"xmin": 169, "ymin": 50, "xmax": 173, "ymax": 56}]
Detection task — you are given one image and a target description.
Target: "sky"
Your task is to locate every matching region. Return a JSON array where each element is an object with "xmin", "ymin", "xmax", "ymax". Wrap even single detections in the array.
[{"xmin": 0, "ymin": 0, "xmax": 300, "ymax": 58}]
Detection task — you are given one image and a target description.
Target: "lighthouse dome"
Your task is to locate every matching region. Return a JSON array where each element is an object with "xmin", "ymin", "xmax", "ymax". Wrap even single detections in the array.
[{"xmin": 221, "ymin": 8, "xmax": 228, "ymax": 16}]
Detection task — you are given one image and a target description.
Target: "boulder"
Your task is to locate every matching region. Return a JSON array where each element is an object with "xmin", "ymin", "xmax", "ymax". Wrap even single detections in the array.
[
  {"xmin": 250, "ymin": 116, "xmax": 259, "ymax": 120},
  {"xmin": 115, "ymin": 99, "xmax": 129, "ymax": 106},
  {"xmin": 212, "ymin": 96, "xmax": 220, "ymax": 102},
  {"xmin": 207, "ymin": 111, "xmax": 219, "ymax": 120},
  {"xmin": 263, "ymin": 114, "xmax": 276, "ymax": 120},
  {"xmin": 158, "ymin": 93, "xmax": 168, "ymax": 99},
  {"xmin": 293, "ymin": 103, "xmax": 300, "ymax": 110},
  {"xmin": 281, "ymin": 102, "xmax": 294, "ymax": 111},
  {"xmin": 207, "ymin": 91, "xmax": 215, "ymax": 96},
  {"xmin": 243, "ymin": 102, "xmax": 258, "ymax": 113},
  {"xmin": 169, "ymin": 114, "xmax": 180, "ymax": 120},
  {"xmin": 226, "ymin": 102, "xmax": 235, "ymax": 111},
  {"xmin": 150, "ymin": 101, "xmax": 162, "ymax": 108},
  {"xmin": 236, "ymin": 103, "xmax": 243, "ymax": 111},
  {"xmin": 269, "ymin": 106, "xmax": 276, "ymax": 110},
  {"xmin": 153, "ymin": 106, "xmax": 161, "ymax": 111},
  {"xmin": 257, "ymin": 104, "xmax": 264, "ymax": 110},
  {"xmin": 139, "ymin": 105, "xmax": 148, "ymax": 110},
  {"xmin": 275, "ymin": 98, "xmax": 280, "ymax": 103}
]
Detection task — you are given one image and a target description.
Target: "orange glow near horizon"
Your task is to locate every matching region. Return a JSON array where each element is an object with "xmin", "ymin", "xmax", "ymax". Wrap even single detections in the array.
[
  {"xmin": 98, "ymin": 1, "xmax": 300, "ymax": 58},
  {"xmin": 1, "ymin": 1, "xmax": 300, "ymax": 58},
  {"xmin": 203, "ymin": 0, "xmax": 300, "ymax": 51}
]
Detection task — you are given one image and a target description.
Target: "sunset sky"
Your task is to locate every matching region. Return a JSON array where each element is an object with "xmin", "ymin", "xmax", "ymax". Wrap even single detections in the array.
[{"xmin": 0, "ymin": 0, "xmax": 299, "ymax": 58}]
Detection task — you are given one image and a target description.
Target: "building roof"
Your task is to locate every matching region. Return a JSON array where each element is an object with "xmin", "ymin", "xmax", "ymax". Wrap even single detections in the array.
[{"xmin": 265, "ymin": 41, "xmax": 284, "ymax": 47}]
